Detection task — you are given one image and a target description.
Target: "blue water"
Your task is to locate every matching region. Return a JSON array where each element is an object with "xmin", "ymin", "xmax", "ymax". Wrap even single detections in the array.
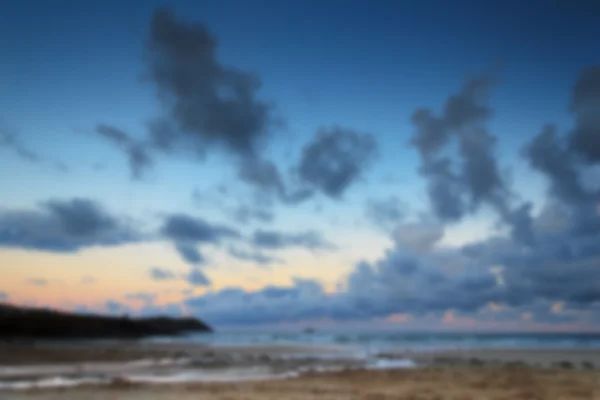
[{"xmin": 150, "ymin": 331, "xmax": 600, "ymax": 351}]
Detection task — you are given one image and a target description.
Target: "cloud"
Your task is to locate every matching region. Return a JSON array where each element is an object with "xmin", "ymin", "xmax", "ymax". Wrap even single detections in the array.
[
  {"xmin": 0, "ymin": 198, "xmax": 142, "ymax": 252},
  {"xmin": 1, "ymin": 127, "xmax": 41, "ymax": 162},
  {"xmin": 1, "ymin": 121, "xmax": 68, "ymax": 172},
  {"xmin": 233, "ymin": 204, "xmax": 274, "ymax": 224},
  {"xmin": 227, "ymin": 246, "xmax": 284, "ymax": 266},
  {"xmin": 26, "ymin": 278, "xmax": 48, "ymax": 286},
  {"xmin": 186, "ymin": 268, "xmax": 211, "ymax": 286},
  {"xmin": 237, "ymin": 157, "xmax": 313, "ymax": 204},
  {"xmin": 149, "ymin": 267, "xmax": 176, "ymax": 280},
  {"xmin": 180, "ymin": 67, "xmax": 600, "ymax": 327},
  {"xmin": 237, "ymin": 157, "xmax": 285, "ymax": 198},
  {"xmin": 524, "ymin": 124, "xmax": 589, "ymax": 205},
  {"xmin": 145, "ymin": 7, "xmax": 275, "ymax": 158},
  {"xmin": 365, "ymin": 196, "xmax": 406, "ymax": 232},
  {"xmin": 80, "ymin": 276, "xmax": 95, "ymax": 284},
  {"xmin": 174, "ymin": 243, "xmax": 205, "ymax": 265},
  {"xmin": 569, "ymin": 66, "xmax": 600, "ymax": 164},
  {"xmin": 95, "ymin": 124, "xmax": 154, "ymax": 179},
  {"xmin": 125, "ymin": 292, "xmax": 157, "ymax": 305},
  {"xmin": 297, "ymin": 126, "xmax": 378, "ymax": 199},
  {"xmin": 251, "ymin": 229, "xmax": 335, "ymax": 251},
  {"xmin": 410, "ymin": 74, "xmax": 511, "ymax": 222},
  {"xmin": 183, "ymin": 212, "xmax": 597, "ymax": 327},
  {"xmin": 0, "ymin": 291, "xmax": 8, "ymax": 301},
  {"xmin": 160, "ymin": 214, "xmax": 239, "ymax": 243},
  {"xmin": 522, "ymin": 69, "xmax": 600, "ymax": 245},
  {"xmin": 409, "ymin": 72, "xmax": 542, "ymax": 249},
  {"xmin": 160, "ymin": 213, "xmax": 239, "ymax": 265},
  {"xmin": 185, "ymin": 278, "xmax": 328, "ymax": 324},
  {"xmin": 392, "ymin": 221, "xmax": 444, "ymax": 252}
]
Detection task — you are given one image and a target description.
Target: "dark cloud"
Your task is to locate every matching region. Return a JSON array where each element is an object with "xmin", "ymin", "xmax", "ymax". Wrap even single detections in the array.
[
  {"xmin": 96, "ymin": 124, "xmax": 154, "ymax": 179},
  {"xmin": 0, "ymin": 198, "xmax": 141, "ymax": 252},
  {"xmin": 458, "ymin": 128, "xmax": 506, "ymax": 209},
  {"xmin": 410, "ymin": 73, "xmax": 541, "ymax": 249},
  {"xmin": 26, "ymin": 278, "xmax": 48, "ymax": 286},
  {"xmin": 410, "ymin": 74, "xmax": 509, "ymax": 223},
  {"xmin": 502, "ymin": 202, "xmax": 536, "ymax": 247},
  {"xmin": 186, "ymin": 268, "xmax": 211, "ymax": 286},
  {"xmin": 227, "ymin": 246, "xmax": 284, "ymax": 266},
  {"xmin": 522, "ymin": 69, "xmax": 600, "ymax": 247},
  {"xmin": 365, "ymin": 196, "xmax": 406, "ymax": 232},
  {"xmin": 237, "ymin": 157, "xmax": 314, "ymax": 205},
  {"xmin": 343, "ymin": 248, "xmax": 502, "ymax": 317},
  {"xmin": 524, "ymin": 124, "xmax": 589, "ymax": 204},
  {"xmin": 568, "ymin": 66, "xmax": 600, "ymax": 164},
  {"xmin": 418, "ymin": 158, "xmax": 465, "ymax": 222},
  {"xmin": 251, "ymin": 229, "xmax": 335, "ymax": 251},
  {"xmin": 237, "ymin": 157, "xmax": 285, "ymax": 198},
  {"xmin": 174, "ymin": 243, "xmax": 205, "ymax": 266},
  {"xmin": 160, "ymin": 214, "xmax": 239, "ymax": 265},
  {"xmin": 149, "ymin": 267, "xmax": 176, "ymax": 280},
  {"xmin": 391, "ymin": 221, "xmax": 444, "ymax": 252},
  {"xmin": 161, "ymin": 214, "xmax": 239, "ymax": 243},
  {"xmin": 410, "ymin": 109, "xmax": 448, "ymax": 159},
  {"xmin": 297, "ymin": 126, "xmax": 377, "ymax": 199},
  {"xmin": 145, "ymin": 7, "xmax": 274, "ymax": 158},
  {"xmin": 443, "ymin": 74, "xmax": 494, "ymax": 130}
]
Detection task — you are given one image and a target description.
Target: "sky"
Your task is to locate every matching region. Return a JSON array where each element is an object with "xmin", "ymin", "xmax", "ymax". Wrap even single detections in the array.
[{"xmin": 1, "ymin": 0, "xmax": 600, "ymax": 332}]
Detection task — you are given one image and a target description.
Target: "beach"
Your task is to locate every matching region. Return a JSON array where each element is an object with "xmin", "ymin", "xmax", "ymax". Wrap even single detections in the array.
[
  {"xmin": 3, "ymin": 364, "xmax": 600, "ymax": 399},
  {"xmin": 1, "ymin": 342, "xmax": 600, "ymax": 399}
]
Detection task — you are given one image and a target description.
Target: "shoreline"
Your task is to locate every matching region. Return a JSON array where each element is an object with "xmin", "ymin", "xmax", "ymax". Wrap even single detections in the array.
[
  {"xmin": 2, "ymin": 366, "xmax": 599, "ymax": 399},
  {"xmin": 1, "ymin": 342, "xmax": 599, "ymax": 392}
]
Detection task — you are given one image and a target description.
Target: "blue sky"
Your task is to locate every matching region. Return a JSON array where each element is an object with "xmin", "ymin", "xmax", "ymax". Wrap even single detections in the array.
[{"xmin": 1, "ymin": 1, "xmax": 599, "ymax": 331}]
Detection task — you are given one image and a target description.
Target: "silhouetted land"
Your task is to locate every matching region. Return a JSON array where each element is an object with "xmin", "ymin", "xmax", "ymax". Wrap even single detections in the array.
[{"xmin": 0, "ymin": 303, "xmax": 211, "ymax": 340}]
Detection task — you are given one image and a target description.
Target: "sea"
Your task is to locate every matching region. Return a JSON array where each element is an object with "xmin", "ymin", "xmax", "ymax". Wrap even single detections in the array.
[{"xmin": 149, "ymin": 330, "xmax": 600, "ymax": 351}]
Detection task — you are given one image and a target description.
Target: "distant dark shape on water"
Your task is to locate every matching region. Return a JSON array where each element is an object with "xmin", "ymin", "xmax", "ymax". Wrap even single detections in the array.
[{"xmin": 0, "ymin": 304, "xmax": 212, "ymax": 340}]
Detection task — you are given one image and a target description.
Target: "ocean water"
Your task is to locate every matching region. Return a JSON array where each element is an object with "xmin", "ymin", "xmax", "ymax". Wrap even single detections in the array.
[{"xmin": 148, "ymin": 331, "xmax": 600, "ymax": 351}]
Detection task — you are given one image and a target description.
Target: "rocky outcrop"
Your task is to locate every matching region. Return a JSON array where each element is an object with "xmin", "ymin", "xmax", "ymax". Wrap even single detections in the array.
[{"xmin": 0, "ymin": 304, "xmax": 212, "ymax": 340}]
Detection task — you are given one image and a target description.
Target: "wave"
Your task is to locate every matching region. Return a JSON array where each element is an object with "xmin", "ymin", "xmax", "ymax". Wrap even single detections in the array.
[{"xmin": 0, "ymin": 353, "xmax": 416, "ymax": 391}]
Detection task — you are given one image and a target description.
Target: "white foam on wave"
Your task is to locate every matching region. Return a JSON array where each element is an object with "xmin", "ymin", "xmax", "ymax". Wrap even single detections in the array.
[
  {"xmin": 0, "ymin": 376, "xmax": 111, "ymax": 391},
  {"xmin": 366, "ymin": 358, "xmax": 416, "ymax": 370},
  {"xmin": 0, "ymin": 368, "xmax": 301, "ymax": 391},
  {"xmin": 126, "ymin": 367, "xmax": 301, "ymax": 384}
]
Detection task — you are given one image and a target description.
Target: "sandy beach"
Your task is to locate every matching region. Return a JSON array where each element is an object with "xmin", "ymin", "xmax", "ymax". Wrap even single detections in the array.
[
  {"xmin": 1, "ymin": 342, "xmax": 600, "ymax": 399},
  {"xmin": 2, "ymin": 366, "xmax": 599, "ymax": 399}
]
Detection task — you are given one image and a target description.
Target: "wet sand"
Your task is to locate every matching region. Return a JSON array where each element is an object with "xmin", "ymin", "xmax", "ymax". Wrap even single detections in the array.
[
  {"xmin": 4, "ymin": 367, "xmax": 600, "ymax": 399},
  {"xmin": 412, "ymin": 348, "xmax": 600, "ymax": 369}
]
